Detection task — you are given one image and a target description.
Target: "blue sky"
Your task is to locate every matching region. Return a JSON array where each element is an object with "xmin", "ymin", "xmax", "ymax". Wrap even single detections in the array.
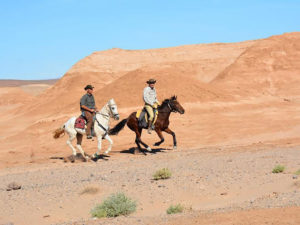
[{"xmin": 0, "ymin": 0, "xmax": 299, "ymax": 80}]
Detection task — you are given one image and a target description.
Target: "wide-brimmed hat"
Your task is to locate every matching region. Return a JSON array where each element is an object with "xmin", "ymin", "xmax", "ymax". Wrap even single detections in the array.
[
  {"xmin": 146, "ymin": 79, "xmax": 156, "ymax": 84},
  {"xmin": 84, "ymin": 84, "xmax": 94, "ymax": 90}
]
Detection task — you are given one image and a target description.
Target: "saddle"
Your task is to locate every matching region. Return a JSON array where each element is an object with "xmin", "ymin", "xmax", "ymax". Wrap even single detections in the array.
[{"xmin": 136, "ymin": 107, "xmax": 158, "ymax": 128}]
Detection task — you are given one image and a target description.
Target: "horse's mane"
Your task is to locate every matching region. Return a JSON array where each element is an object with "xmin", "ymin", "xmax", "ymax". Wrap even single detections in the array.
[{"xmin": 158, "ymin": 95, "xmax": 177, "ymax": 110}]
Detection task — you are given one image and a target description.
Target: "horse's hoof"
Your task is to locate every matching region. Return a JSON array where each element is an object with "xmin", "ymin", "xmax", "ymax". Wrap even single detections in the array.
[
  {"xmin": 154, "ymin": 142, "xmax": 160, "ymax": 146},
  {"xmin": 173, "ymin": 146, "xmax": 177, "ymax": 150},
  {"xmin": 104, "ymin": 150, "xmax": 110, "ymax": 154},
  {"xmin": 146, "ymin": 146, "xmax": 152, "ymax": 152}
]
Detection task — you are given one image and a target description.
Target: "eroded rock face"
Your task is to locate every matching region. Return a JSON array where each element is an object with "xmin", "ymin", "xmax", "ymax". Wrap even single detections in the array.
[{"xmin": 212, "ymin": 32, "xmax": 300, "ymax": 96}]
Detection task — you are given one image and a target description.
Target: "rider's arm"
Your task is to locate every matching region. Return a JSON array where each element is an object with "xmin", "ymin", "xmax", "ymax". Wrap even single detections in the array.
[
  {"xmin": 143, "ymin": 87, "xmax": 153, "ymax": 106},
  {"xmin": 81, "ymin": 105, "xmax": 95, "ymax": 112},
  {"xmin": 155, "ymin": 90, "xmax": 160, "ymax": 105}
]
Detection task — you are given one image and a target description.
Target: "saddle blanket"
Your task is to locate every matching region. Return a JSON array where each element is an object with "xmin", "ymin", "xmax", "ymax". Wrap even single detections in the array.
[
  {"xmin": 74, "ymin": 116, "xmax": 85, "ymax": 129},
  {"xmin": 74, "ymin": 116, "xmax": 96, "ymax": 137},
  {"xmin": 136, "ymin": 108, "xmax": 158, "ymax": 128}
]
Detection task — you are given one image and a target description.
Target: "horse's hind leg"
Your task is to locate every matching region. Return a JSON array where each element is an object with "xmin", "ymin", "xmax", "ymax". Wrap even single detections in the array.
[
  {"xmin": 76, "ymin": 133, "xmax": 89, "ymax": 160},
  {"xmin": 154, "ymin": 128, "xmax": 164, "ymax": 146},
  {"xmin": 66, "ymin": 133, "xmax": 77, "ymax": 156},
  {"xmin": 135, "ymin": 128, "xmax": 151, "ymax": 152},
  {"xmin": 135, "ymin": 134, "xmax": 142, "ymax": 153}
]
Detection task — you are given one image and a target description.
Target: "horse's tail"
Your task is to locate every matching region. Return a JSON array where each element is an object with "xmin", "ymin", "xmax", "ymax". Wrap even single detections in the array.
[
  {"xmin": 53, "ymin": 125, "xmax": 65, "ymax": 139},
  {"xmin": 108, "ymin": 119, "xmax": 127, "ymax": 135}
]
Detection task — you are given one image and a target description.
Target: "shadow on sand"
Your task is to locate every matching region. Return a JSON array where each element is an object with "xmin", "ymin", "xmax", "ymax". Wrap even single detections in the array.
[
  {"xmin": 118, "ymin": 147, "xmax": 171, "ymax": 155},
  {"xmin": 50, "ymin": 153, "xmax": 110, "ymax": 163}
]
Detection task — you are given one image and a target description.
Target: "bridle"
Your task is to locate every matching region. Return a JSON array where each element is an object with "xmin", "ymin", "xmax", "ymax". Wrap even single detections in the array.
[
  {"xmin": 108, "ymin": 103, "xmax": 119, "ymax": 119},
  {"xmin": 168, "ymin": 100, "xmax": 178, "ymax": 113},
  {"xmin": 159, "ymin": 100, "xmax": 178, "ymax": 113},
  {"xmin": 95, "ymin": 102, "xmax": 119, "ymax": 119},
  {"xmin": 94, "ymin": 102, "xmax": 119, "ymax": 137}
]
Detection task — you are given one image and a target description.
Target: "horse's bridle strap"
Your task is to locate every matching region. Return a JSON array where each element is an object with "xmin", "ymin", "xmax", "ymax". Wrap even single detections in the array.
[
  {"xmin": 168, "ymin": 102, "xmax": 177, "ymax": 113},
  {"xmin": 95, "ymin": 117, "xmax": 108, "ymax": 137}
]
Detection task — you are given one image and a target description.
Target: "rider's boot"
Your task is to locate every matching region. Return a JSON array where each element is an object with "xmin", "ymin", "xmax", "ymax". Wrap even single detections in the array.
[
  {"xmin": 86, "ymin": 128, "xmax": 93, "ymax": 139},
  {"xmin": 147, "ymin": 120, "xmax": 152, "ymax": 134}
]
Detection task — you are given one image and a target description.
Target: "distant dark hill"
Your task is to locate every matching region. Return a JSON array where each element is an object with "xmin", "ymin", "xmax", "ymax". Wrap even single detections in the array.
[{"xmin": 0, "ymin": 79, "xmax": 58, "ymax": 87}]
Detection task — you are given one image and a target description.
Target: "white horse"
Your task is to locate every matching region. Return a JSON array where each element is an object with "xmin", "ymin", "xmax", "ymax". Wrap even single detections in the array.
[{"xmin": 53, "ymin": 98, "xmax": 119, "ymax": 160}]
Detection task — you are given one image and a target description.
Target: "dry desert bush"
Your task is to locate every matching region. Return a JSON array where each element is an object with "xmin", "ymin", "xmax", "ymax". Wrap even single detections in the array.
[{"xmin": 91, "ymin": 192, "xmax": 136, "ymax": 218}]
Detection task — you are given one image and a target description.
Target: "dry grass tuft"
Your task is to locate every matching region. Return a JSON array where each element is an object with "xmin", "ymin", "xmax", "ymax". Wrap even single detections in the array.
[
  {"xmin": 166, "ymin": 204, "xmax": 184, "ymax": 214},
  {"xmin": 153, "ymin": 168, "xmax": 172, "ymax": 180},
  {"xmin": 80, "ymin": 186, "xmax": 100, "ymax": 195},
  {"xmin": 272, "ymin": 165, "xmax": 285, "ymax": 173}
]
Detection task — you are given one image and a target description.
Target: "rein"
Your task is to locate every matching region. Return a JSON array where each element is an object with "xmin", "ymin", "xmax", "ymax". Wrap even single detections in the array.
[
  {"xmin": 94, "ymin": 103, "xmax": 119, "ymax": 137},
  {"xmin": 95, "ymin": 116, "xmax": 108, "ymax": 137},
  {"xmin": 95, "ymin": 108, "xmax": 110, "ymax": 137}
]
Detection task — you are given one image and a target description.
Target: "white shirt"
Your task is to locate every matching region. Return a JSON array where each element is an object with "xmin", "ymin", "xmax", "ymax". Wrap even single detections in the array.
[{"xmin": 143, "ymin": 86, "xmax": 157, "ymax": 106}]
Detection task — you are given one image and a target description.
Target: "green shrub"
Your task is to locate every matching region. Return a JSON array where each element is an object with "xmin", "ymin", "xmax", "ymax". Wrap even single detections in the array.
[
  {"xmin": 91, "ymin": 192, "xmax": 136, "ymax": 218},
  {"xmin": 153, "ymin": 168, "xmax": 172, "ymax": 180},
  {"xmin": 272, "ymin": 165, "xmax": 285, "ymax": 173},
  {"xmin": 166, "ymin": 204, "xmax": 184, "ymax": 214},
  {"xmin": 295, "ymin": 169, "xmax": 300, "ymax": 175}
]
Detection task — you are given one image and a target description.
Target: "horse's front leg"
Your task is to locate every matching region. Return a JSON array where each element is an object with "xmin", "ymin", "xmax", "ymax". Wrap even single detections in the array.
[
  {"xmin": 93, "ymin": 135, "xmax": 103, "ymax": 158},
  {"xmin": 104, "ymin": 135, "xmax": 113, "ymax": 154},
  {"xmin": 164, "ymin": 127, "xmax": 177, "ymax": 149}
]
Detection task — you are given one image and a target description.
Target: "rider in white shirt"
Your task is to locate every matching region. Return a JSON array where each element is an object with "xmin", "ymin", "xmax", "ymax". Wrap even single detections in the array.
[{"xmin": 143, "ymin": 79, "xmax": 160, "ymax": 134}]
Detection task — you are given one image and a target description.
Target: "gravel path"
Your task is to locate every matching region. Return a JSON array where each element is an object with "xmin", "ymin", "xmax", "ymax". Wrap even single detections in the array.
[{"xmin": 1, "ymin": 145, "xmax": 300, "ymax": 225}]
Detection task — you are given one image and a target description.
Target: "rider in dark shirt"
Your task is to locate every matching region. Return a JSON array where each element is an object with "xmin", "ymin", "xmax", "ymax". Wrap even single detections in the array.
[{"xmin": 80, "ymin": 84, "xmax": 97, "ymax": 139}]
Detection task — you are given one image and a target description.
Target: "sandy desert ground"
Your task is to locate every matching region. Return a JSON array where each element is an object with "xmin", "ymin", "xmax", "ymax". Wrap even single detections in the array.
[{"xmin": 1, "ymin": 32, "xmax": 300, "ymax": 225}]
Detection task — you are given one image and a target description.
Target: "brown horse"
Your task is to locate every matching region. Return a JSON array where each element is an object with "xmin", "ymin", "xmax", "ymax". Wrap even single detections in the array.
[{"xmin": 109, "ymin": 96, "xmax": 185, "ymax": 153}]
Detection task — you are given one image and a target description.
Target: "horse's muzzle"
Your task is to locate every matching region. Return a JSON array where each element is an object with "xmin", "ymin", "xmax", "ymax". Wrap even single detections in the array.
[{"xmin": 114, "ymin": 115, "xmax": 120, "ymax": 120}]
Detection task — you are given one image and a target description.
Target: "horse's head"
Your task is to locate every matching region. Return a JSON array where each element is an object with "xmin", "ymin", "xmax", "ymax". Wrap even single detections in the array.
[
  {"xmin": 108, "ymin": 99, "xmax": 120, "ymax": 120},
  {"xmin": 166, "ymin": 96, "xmax": 185, "ymax": 114}
]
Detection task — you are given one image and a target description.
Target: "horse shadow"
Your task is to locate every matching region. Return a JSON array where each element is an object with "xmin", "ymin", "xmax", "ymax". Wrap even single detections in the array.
[
  {"xmin": 50, "ymin": 153, "xmax": 110, "ymax": 163},
  {"xmin": 119, "ymin": 147, "xmax": 171, "ymax": 155},
  {"xmin": 91, "ymin": 154, "xmax": 110, "ymax": 162}
]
